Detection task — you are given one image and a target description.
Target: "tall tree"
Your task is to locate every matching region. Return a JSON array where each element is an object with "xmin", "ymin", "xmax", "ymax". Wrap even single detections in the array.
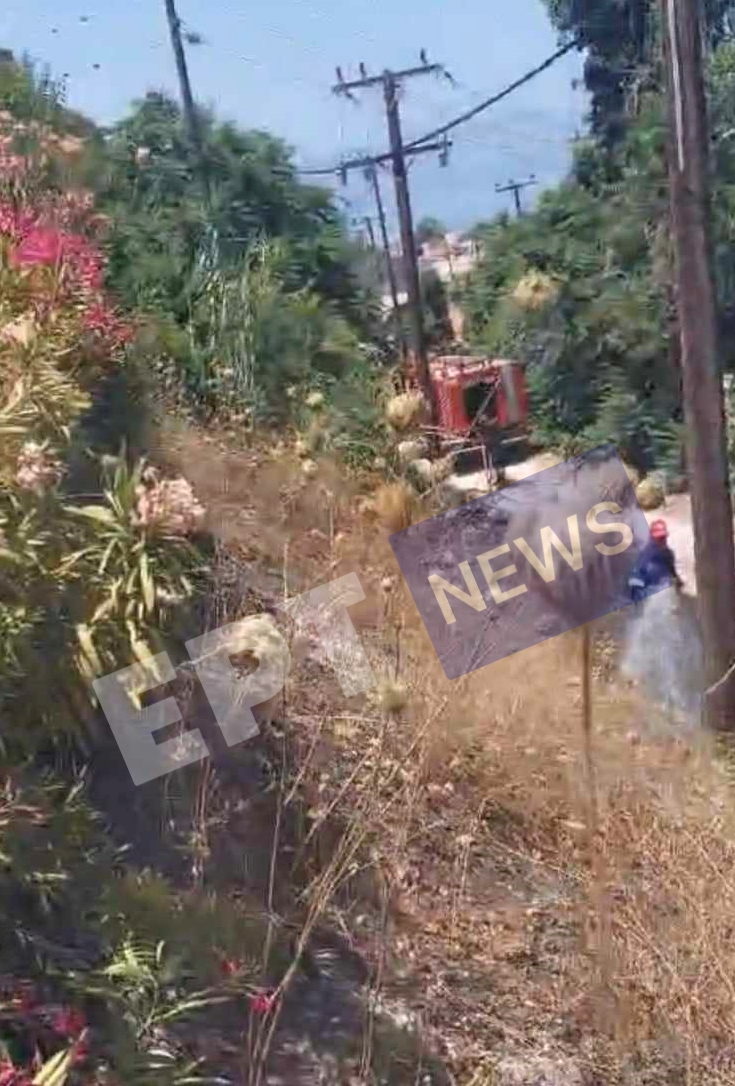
[
  {"xmin": 97, "ymin": 93, "xmax": 375, "ymax": 330},
  {"xmin": 545, "ymin": 0, "xmax": 735, "ymax": 145}
]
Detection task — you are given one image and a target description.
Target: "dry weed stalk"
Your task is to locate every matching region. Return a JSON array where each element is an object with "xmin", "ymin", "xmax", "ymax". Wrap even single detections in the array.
[{"xmin": 159, "ymin": 419, "xmax": 735, "ymax": 1084}]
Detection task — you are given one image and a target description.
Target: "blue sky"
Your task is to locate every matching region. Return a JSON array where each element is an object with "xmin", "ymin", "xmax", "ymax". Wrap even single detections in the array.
[{"xmin": 0, "ymin": 0, "xmax": 588, "ymax": 233}]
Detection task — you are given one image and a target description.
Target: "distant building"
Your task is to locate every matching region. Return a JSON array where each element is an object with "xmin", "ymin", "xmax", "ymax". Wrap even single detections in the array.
[
  {"xmin": 379, "ymin": 232, "xmax": 481, "ymax": 341},
  {"xmin": 418, "ymin": 232, "xmax": 481, "ymax": 284}
]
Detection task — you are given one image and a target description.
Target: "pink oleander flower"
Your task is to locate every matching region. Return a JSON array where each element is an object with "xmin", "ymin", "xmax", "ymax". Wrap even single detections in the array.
[
  {"xmin": 133, "ymin": 471, "xmax": 205, "ymax": 537},
  {"xmin": 0, "ymin": 152, "xmax": 27, "ymax": 179},
  {"xmin": 15, "ymin": 441, "xmax": 65, "ymax": 495},
  {"xmin": 249, "ymin": 991, "xmax": 276, "ymax": 1015},
  {"xmin": 0, "ymin": 205, "xmax": 38, "ymax": 240},
  {"xmin": 83, "ymin": 301, "xmax": 134, "ymax": 346},
  {"xmin": 1, "ymin": 197, "xmax": 106, "ymax": 296},
  {"xmin": 219, "ymin": 956, "xmax": 242, "ymax": 978},
  {"xmin": 11, "ymin": 226, "xmax": 64, "ymax": 267},
  {"xmin": 51, "ymin": 1006, "xmax": 86, "ymax": 1038},
  {"xmin": 57, "ymin": 135, "xmax": 84, "ymax": 158},
  {"xmin": 0, "ymin": 204, "xmax": 17, "ymax": 235},
  {"xmin": 0, "ymin": 1060, "xmax": 32, "ymax": 1086}
]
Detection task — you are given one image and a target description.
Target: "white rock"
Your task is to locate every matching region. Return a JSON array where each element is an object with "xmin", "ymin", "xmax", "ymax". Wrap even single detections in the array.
[
  {"xmin": 396, "ymin": 438, "xmax": 429, "ymax": 466},
  {"xmin": 406, "ymin": 458, "xmax": 433, "ymax": 484},
  {"xmin": 494, "ymin": 1054, "xmax": 583, "ymax": 1086}
]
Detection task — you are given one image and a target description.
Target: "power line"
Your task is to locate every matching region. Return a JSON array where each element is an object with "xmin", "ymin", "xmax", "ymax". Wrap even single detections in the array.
[
  {"xmin": 495, "ymin": 175, "xmax": 537, "ymax": 216},
  {"xmin": 298, "ymin": 38, "xmax": 579, "ymax": 178},
  {"xmin": 331, "ymin": 59, "xmax": 451, "ymax": 430},
  {"xmin": 402, "ymin": 39, "xmax": 578, "ymax": 152}
]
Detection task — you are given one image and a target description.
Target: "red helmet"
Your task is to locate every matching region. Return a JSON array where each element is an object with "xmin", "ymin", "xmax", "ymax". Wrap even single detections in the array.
[{"xmin": 650, "ymin": 518, "xmax": 668, "ymax": 541}]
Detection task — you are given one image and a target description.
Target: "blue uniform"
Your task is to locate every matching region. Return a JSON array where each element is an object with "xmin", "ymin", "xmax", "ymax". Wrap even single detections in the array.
[{"xmin": 628, "ymin": 539, "xmax": 680, "ymax": 604}]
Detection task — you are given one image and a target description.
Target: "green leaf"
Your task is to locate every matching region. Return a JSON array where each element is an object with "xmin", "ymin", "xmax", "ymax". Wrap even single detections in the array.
[
  {"xmin": 90, "ymin": 594, "xmax": 116, "ymax": 625},
  {"xmin": 64, "ymin": 504, "xmax": 117, "ymax": 526},
  {"xmin": 75, "ymin": 623, "xmax": 103, "ymax": 677},
  {"xmin": 140, "ymin": 550, "xmax": 155, "ymax": 614},
  {"xmin": 155, "ymin": 992, "xmax": 228, "ymax": 1023},
  {"xmin": 98, "ymin": 536, "xmax": 118, "ymax": 575},
  {"xmin": 32, "ymin": 1042, "xmax": 78, "ymax": 1086},
  {"xmin": 126, "ymin": 620, "xmax": 156, "ymax": 665}
]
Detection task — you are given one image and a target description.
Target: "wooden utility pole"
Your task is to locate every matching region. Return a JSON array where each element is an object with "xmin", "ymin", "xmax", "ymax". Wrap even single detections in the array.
[
  {"xmin": 661, "ymin": 0, "xmax": 735, "ymax": 728},
  {"xmin": 363, "ymin": 215, "xmax": 376, "ymax": 250},
  {"xmin": 163, "ymin": 0, "xmax": 210, "ymax": 204},
  {"xmin": 334, "ymin": 60, "xmax": 451, "ymax": 429},
  {"xmin": 383, "ymin": 71, "xmax": 431, "ymax": 403},
  {"xmin": 350, "ymin": 214, "xmax": 377, "ymax": 250},
  {"xmin": 495, "ymin": 175, "xmax": 536, "ymax": 217},
  {"xmin": 334, "ymin": 141, "xmax": 450, "ymax": 373},
  {"xmin": 366, "ymin": 164, "xmax": 400, "ymax": 318}
]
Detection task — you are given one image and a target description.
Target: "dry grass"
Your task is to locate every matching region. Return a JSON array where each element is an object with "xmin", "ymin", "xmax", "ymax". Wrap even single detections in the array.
[
  {"xmin": 159, "ymin": 418, "xmax": 735, "ymax": 1085},
  {"xmin": 371, "ymin": 481, "xmax": 420, "ymax": 533}
]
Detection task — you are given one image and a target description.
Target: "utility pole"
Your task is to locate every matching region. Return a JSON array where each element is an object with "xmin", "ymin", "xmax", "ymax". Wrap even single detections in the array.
[
  {"xmin": 350, "ymin": 214, "xmax": 376, "ymax": 250},
  {"xmin": 366, "ymin": 164, "xmax": 401, "ymax": 335},
  {"xmin": 661, "ymin": 0, "xmax": 735, "ymax": 728},
  {"xmin": 334, "ymin": 58, "xmax": 453, "ymax": 430},
  {"xmin": 163, "ymin": 0, "xmax": 210, "ymax": 204},
  {"xmin": 383, "ymin": 68, "xmax": 429, "ymax": 400},
  {"xmin": 363, "ymin": 215, "xmax": 376, "ymax": 250},
  {"xmin": 495, "ymin": 176, "xmax": 536, "ymax": 217},
  {"xmin": 335, "ymin": 142, "xmax": 450, "ymax": 370}
]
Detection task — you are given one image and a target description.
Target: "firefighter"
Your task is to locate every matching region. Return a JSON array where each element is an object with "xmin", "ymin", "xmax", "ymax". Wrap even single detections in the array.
[{"xmin": 627, "ymin": 518, "xmax": 683, "ymax": 604}]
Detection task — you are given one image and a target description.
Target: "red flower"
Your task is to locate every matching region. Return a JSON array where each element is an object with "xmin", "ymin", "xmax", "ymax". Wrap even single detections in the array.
[
  {"xmin": 11, "ymin": 227, "xmax": 64, "ymax": 266},
  {"xmin": 0, "ymin": 204, "xmax": 39, "ymax": 240},
  {"xmin": 219, "ymin": 957, "xmax": 241, "ymax": 978},
  {"xmin": 0, "ymin": 1062, "xmax": 32, "ymax": 1086},
  {"xmin": 51, "ymin": 1006, "xmax": 86, "ymax": 1038},
  {"xmin": 73, "ymin": 1030, "xmax": 90, "ymax": 1065},
  {"xmin": 82, "ymin": 301, "xmax": 113, "ymax": 330},
  {"xmin": 4, "ymin": 214, "xmax": 105, "ymax": 295},
  {"xmin": 82, "ymin": 301, "xmax": 134, "ymax": 347},
  {"xmin": 249, "ymin": 991, "xmax": 276, "ymax": 1015},
  {"xmin": 0, "ymin": 1060, "xmax": 16, "ymax": 1086}
]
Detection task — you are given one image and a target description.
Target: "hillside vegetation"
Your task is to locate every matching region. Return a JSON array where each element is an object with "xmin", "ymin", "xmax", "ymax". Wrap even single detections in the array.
[
  {"xmin": 458, "ymin": 0, "xmax": 735, "ymax": 481},
  {"xmin": 3, "ymin": 24, "xmax": 735, "ymax": 1086}
]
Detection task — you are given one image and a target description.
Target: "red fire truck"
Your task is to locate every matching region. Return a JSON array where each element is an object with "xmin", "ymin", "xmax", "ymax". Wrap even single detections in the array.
[{"xmin": 425, "ymin": 355, "xmax": 528, "ymax": 475}]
